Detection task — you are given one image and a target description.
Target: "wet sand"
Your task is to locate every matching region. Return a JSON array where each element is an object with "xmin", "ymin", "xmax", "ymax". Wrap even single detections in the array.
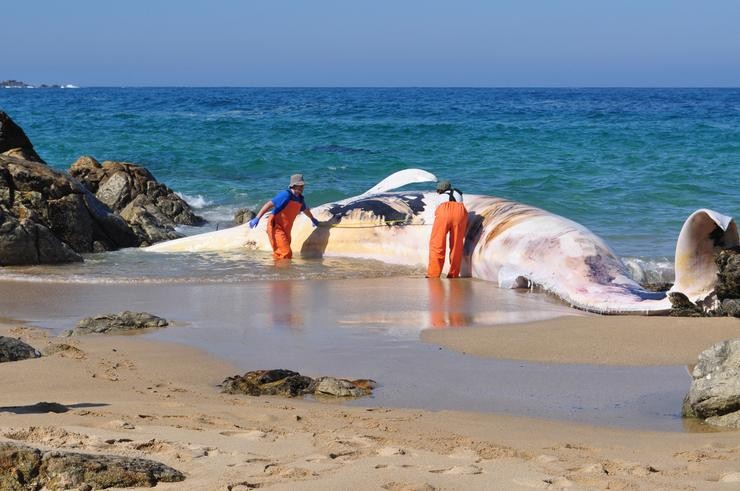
[
  {"xmin": 1, "ymin": 278, "xmax": 739, "ymax": 489},
  {"xmin": 2, "ymin": 321, "xmax": 740, "ymax": 490},
  {"xmin": 422, "ymin": 315, "xmax": 740, "ymax": 366}
]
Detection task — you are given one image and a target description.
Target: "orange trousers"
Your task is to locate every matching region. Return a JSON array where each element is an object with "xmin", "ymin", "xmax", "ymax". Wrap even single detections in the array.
[
  {"xmin": 427, "ymin": 201, "xmax": 468, "ymax": 278},
  {"xmin": 267, "ymin": 200, "xmax": 302, "ymax": 260}
]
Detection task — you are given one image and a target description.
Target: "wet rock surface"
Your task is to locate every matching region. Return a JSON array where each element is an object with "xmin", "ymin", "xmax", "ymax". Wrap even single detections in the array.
[
  {"xmin": 222, "ymin": 369, "xmax": 376, "ymax": 399},
  {"xmin": 0, "ymin": 441, "xmax": 184, "ymax": 490},
  {"xmin": 0, "ymin": 113, "xmax": 140, "ymax": 265},
  {"xmin": 69, "ymin": 156, "xmax": 205, "ymax": 245},
  {"xmin": 64, "ymin": 312, "xmax": 168, "ymax": 336},
  {"xmin": 0, "ymin": 336, "xmax": 41, "ymax": 363},
  {"xmin": 682, "ymin": 338, "xmax": 740, "ymax": 428}
]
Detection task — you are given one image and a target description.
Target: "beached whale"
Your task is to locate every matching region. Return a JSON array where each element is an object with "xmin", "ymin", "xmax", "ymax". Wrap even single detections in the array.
[{"xmin": 146, "ymin": 169, "xmax": 738, "ymax": 314}]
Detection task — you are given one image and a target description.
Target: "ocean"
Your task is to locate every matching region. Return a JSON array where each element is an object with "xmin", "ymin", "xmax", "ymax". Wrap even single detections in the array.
[{"xmin": 1, "ymin": 87, "xmax": 738, "ymax": 283}]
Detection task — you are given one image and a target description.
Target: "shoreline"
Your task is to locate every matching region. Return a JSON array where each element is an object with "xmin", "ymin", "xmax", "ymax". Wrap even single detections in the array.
[{"xmin": 2, "ymin": 321, "xmax": 739, "ymax": 490}]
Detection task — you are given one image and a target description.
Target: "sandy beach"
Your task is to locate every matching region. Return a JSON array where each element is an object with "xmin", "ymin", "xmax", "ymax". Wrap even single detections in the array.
[{"xmin": 1, "ymin": 278, "xmax": 739, "ymax": 490}]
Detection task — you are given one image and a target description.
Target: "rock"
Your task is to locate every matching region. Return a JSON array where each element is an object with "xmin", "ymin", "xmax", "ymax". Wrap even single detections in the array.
[
  {"xmin": 0, "ymin": 147, "xmax": 140, "ymax": 265},
  {"xmin": 720, "ymin": 298, "xmax": 740, "ymax": 317},
  {"xmin": 65, "ymin": 311, "xmax": 168, "ymax": 336},
  {"xmin": 234, "ymin": 208, "xmax": 256, "ymax": 225},
  {"xmin": 0, "ymin": 336, "xmax": 41, "ymax": 362},
  {"xmin": 0, "ymin": 111, "xmax": 44, "ymax": 164},
  {"xmin": 314, "ymin": 377, "xmax": 374, "ymax": 397},
  {"xmin": 668, "ymin": 292, "xmax": 705, "ymax": 317},
  {"xmin": 682, "ymin": 338, "xmax": 740, "ymax": 428},
  {"xmin": 222, "ymin": 369, "xmax": 376, "ymax": 399},
  {"xmin": 69, "ymin": 156, "xmax": 205, "ymax": 245},
  {"xmin": 715, "ymin": 247, "xmax": 740, "ymax": 300},
  {"xmin": 0, "ymin": 441, "xmax": 184, "ymax": 489},
  {"xmin": 222, "ymin": 369, "xmax": 315, "ymax": 397}
]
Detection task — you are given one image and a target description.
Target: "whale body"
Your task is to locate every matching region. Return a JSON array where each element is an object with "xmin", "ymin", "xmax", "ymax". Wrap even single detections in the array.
[{"xmin": 146, "ymin": 170, "xmax": 738, "ymax": 314}]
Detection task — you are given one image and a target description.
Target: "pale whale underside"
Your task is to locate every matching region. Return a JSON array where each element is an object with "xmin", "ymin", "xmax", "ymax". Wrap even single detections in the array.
[{"xmin": 147, "ymin": 170, "xmax": 738, "ymax": 315}]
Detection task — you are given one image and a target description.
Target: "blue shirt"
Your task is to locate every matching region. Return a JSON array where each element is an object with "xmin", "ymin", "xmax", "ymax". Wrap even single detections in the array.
[{"xmin": 270, "ymin": 189, "xmax": 306, "ymax": 215}]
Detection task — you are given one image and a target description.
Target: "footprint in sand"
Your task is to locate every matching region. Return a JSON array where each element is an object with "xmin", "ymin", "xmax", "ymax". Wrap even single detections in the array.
[
  {"xmin": 382, "ymin": 482, "xmax": 437, "ymax": 491},
  {"xmin": 428, "ymin": 464, "xmax": 482, "ymax": 475},
  {"xmin": 219, "ymin": 430, "xmax": 268, "ymax": 440}
]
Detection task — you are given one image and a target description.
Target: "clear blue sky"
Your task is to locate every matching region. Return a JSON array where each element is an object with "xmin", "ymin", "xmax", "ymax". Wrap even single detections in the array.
[{"xmin": 3, "ymin": 0, "xmax": 739, "ymax": 87}]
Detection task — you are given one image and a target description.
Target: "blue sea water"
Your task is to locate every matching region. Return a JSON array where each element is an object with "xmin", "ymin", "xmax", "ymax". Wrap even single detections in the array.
[{"xmin": 1, "ymin": 87, "xmax": 738, "ymax": 280}]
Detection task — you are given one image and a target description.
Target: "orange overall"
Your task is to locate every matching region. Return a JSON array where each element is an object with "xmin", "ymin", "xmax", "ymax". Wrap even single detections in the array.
[
  {"xmin": 267, "ymin": 199, "xmax": 303, "ymax": 260},
  {"xmin": 427, "ymin": 201, "xmax": 468, "ymax": 278}
]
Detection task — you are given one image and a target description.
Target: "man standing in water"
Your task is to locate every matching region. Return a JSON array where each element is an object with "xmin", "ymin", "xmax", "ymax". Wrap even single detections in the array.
[
  {"xmin": 249, "ymin": 174, "xmax": 320, "ymax": 260},
  {"xmin": 427, "ymin": 180, "xmax": 468, "ymax": 278}
]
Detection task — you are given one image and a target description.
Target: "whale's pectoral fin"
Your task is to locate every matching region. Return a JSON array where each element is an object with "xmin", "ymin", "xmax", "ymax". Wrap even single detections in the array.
[
  {"xmin": 671, "ymin": 209, "xmax": 738, "ymax": 301},
  {"xmin": 360, "ymin": 169, "xmax": 437, "ymax": 196}
]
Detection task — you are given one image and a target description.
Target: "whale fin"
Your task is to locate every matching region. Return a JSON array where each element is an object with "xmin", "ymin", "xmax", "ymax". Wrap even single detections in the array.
[
  {"xmin": 670, "ymin": 208, "xmax": 738, "ymax": 301},
  {"xmin": 360, "ymin": 168, "xmax": 437, "ymax": 196}
]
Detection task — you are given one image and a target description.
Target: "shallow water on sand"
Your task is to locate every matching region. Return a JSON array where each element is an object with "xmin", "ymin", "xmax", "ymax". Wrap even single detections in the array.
[{"xmin": 0, "ymin": 277, "xmax": 695, "ymax": 432}]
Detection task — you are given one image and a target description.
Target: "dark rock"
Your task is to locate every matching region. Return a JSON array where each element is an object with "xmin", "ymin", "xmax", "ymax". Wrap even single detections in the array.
[
  {"xmin": 222, "ymin": 370, "xmax": 315, "ymax": 397},
  {"xmin": 682, "ymin": 338, "xmax": 740, "ymax": 428},
  {"xmin": 234, "ymin": 208, "xmax": 256, "ymax": 225},
  {"xmin": 64, "ymin": 311, "xmax": 168, "ymax": 336},
  {"xmin": 640, "ymin": 282, "xmax": 673, "ymax": 292},
  {"xmin": 668, "ymin": 292, "xmax": 705, "ymax": 317},
  {"xmin": 720, "ymin": 298, "xmax": 740, "ymax": 317},
  {"xmin": 222, "ymin": 369, "xmax": 376, "ymax": 399},
  {"xmin": 0, "ymin": 150, "xmax": 139, "ymax": 265},
  {"xmin": 69, "ymin": 156, "xmax": 205, "ymax": 245},
  {"xmin": 715, "ymin": 247, "xmax": 740, "ymax": 300},
  {"xmin": 0, "ymin": 336, "xmax": 41, "ymax": 363},
  {"xmin": 0, "ymin": 111, "xmax": 44, "ymax": 164},
  {"xmin": 0, "ymin": 441, "xmax": 184, "ymax": 489}
]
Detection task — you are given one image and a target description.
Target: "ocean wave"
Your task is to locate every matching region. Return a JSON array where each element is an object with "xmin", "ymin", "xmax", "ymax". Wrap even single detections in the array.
[
  {"xmin": 622, "ymin": 256, "xmax": 675, "ymax": 285},
  {"xmin": 176, "ymin": 192, "xmax": 214, "ymax": 209}
]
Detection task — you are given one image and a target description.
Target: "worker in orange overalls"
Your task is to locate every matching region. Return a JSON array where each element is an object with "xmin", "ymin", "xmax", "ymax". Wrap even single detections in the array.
[
  {"xmin": 427, "ymin": 180, "xmax": 468, "ymax": 278},
  {"xmin": 249, "ymin": 174, "xmax": 319, "ymax": 260}
]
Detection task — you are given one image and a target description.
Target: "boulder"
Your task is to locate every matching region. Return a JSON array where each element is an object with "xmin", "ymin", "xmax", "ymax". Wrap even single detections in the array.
[
  {"xmin": 0, "ymin": 111, "xmax": 44, "ymax": 164},
  {"xmin": 668, "ymin": 292, "xmax": 705, "ymax": 317},
  {"xmin": 0, "ymin": 336, "xmax": 41, "ymax": 363},
  {"xmin": 0, "ymin": 441, "xmax": 185, "ymax": 489},
  {"xmin": 682, "ymin": 338, "xmax": 740, "ymax": 428},
  {"xmin": 234, "ymin": 208, "xmax": 256, "ymax": 225},
  {"xmin": 222, "ymin": 369, "xmax": 375, "ymax": 399},
  {"xmin": 715, "ymin": 247, "xmax": 740, "ymax": 300},
  {"xmin": 64, "ymin": 311, "xmax": 168, "ymax": 336},
  {"xmin": 69, "ymin": 156, "xmax": 205, "ymax": 245}
]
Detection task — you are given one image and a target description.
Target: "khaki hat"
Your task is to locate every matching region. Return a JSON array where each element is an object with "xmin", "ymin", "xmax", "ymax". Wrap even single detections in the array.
[
  {"xmin": 289, "ymin": 174, "xmax": 305, "ymax": 187},
  {"xmin": 436, "ymin": 180, "xmax": 452, "ymax": 192}
]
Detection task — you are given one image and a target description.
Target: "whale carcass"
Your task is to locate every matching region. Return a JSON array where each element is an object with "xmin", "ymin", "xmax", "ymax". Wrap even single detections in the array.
[{"xmin": 146, "ymin": 170, "xmax": 738, "ymax": 314}]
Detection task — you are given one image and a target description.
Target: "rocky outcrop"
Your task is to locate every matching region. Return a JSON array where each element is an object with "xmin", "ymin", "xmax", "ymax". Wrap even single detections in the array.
[
  {"xmin": 0, "ymin": 153, "xmax": 140, "ymax": 265},
  {"xmin": 715, "ymin": 247, "xmax": 740, "ymax": 300},
  {"xmin": 222, "ymin": 369, "xmax": 376, "ymax": 398},
  {"xmin": 64, "ymin": 311, "xmax": 168, "ymax": 336},
  {"xmin": 682, "ymin": 339, "xmax": 740, "ymax": 428},
  {"xmin": 0, "ymin": 441, "xmax": 184, "ymax": 489},
  {"xmin": 69, "ymin": 156, "xmax": 205, "ymax": 246},
  {"xmin": 0, "ymin": 337, "xmax": 41, "ymax": 363},
  {"xmin": 0, "ymin": 111, "xmax": 44, "ymax": 164}
]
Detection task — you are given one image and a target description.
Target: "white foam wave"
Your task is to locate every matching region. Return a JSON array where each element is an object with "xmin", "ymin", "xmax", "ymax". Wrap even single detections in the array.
[
  {"xmin": 622, "ymin": 257, "xmax": 675, "ymax": 285},
  {"xmin": 176, "ymin": 192, "xmax": 213, "ymax": 209}
]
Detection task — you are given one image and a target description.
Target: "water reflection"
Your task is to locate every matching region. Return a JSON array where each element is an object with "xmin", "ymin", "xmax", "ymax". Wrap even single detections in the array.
[
  {"xmin": 270, "ymin": 280, "xmax": 303, "ymax": 329},
  {"xmin": 427, "ymin": 279, "xmax": 473, "ymax": 328}
]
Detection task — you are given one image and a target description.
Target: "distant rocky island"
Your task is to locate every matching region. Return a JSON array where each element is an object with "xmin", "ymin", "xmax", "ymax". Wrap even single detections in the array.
[{"xmin": 1, "ymin": 79, "xmax": 78, "ymax": 89}]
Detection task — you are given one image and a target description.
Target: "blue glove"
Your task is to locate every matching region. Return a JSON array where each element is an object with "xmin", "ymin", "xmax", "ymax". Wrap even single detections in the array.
[
  {"xmin": 311, "ymin": 217, "xmax": 319, "ymax": 228},
  {"xmin": 248, "ymin": 217, "xmax": 260, "ymax": 229}
]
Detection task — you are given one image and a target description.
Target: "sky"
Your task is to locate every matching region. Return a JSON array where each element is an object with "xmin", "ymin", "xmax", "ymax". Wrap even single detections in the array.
[{"xmin": 3, "ymin": 0, "xmax": 739, "ymax": 87}]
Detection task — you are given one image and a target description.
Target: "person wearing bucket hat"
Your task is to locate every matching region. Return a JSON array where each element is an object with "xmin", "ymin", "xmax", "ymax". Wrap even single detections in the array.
[
  {"xmin": 427, "ymin": 179, "xmax": 467, "ymax": 278},
  {"xmin": 249, "ymin": 173, "xmax": 320, "ymax": 260}
]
